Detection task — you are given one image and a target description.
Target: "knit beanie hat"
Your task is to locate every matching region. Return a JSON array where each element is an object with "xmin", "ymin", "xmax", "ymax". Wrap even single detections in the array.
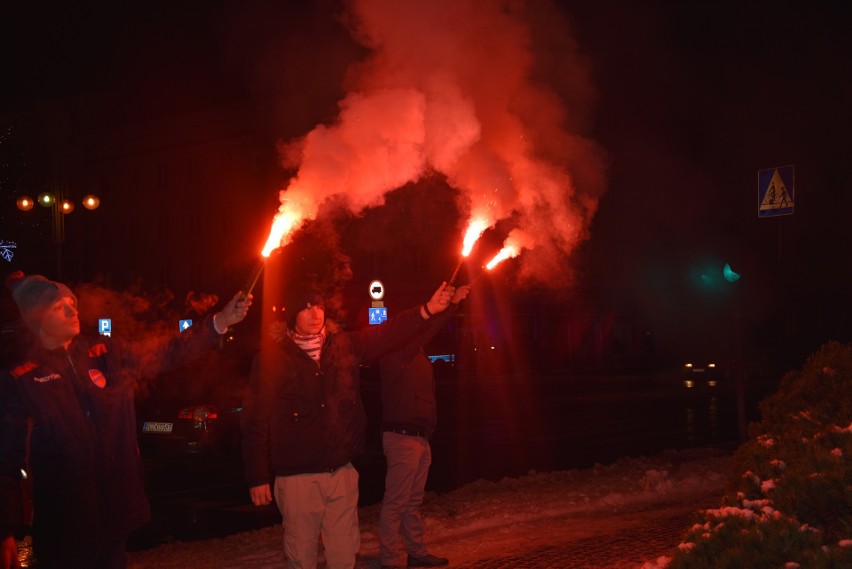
[
  {"xmin": 9, "ymin": 273, "xmax": 77, "ymax": 333},
  {"xmin": 282, "ymin": 282, "xmax": 324, "ymax": 328}
]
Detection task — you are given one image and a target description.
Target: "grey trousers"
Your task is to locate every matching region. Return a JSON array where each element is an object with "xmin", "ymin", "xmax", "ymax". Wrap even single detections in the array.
[{"xmin": 379, "ymin": 431, "xmax": 432, "ymax": 566}]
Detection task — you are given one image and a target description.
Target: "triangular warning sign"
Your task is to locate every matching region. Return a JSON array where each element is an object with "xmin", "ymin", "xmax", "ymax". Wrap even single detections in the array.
[{"xmin": 760, "ymin": 169, "xmax": 794, "ymax": 211}]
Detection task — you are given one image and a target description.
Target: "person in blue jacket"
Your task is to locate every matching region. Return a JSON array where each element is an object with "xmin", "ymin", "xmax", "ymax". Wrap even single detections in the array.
[{"xmin": 0, "ymin": 273, "xmax": 251, "ymax": 569}]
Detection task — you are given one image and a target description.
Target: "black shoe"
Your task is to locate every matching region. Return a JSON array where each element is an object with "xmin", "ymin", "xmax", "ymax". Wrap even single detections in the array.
[{"xmin": 408, "ymin": 554, "xmax": 449, "ymax": 567}]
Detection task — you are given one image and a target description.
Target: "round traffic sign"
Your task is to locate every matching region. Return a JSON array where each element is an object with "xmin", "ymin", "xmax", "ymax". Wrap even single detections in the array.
[{"xmin": 369, "ymin": 280, "xmax": 385, "ymax": 301}]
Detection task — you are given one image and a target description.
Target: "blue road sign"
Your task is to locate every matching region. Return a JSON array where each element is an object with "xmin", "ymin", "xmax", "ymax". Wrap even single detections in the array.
[
  {"xmin": 368, "ymin": 307, "xmax": 388, "ymax": 325},
  {"xmin": 98, "ymin": 319, "xmax": 111, "ymax": 336},
  {"xmin": 758, "ymin": 165, "xmax": 795, "ymax": 217},
  {"xmin": 179, "ymin": 319, "xmax": 193, "ymax": 332}
]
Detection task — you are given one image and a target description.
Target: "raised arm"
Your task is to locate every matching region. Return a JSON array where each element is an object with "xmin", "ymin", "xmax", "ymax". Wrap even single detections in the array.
[
  {"xmin": 213, "ymin": 292, "xmax": 252, "ymax": 333},
  {"xmin": 396, "ymin": 285, "xmax": 471, "ymax": 362},
  {"xmin": 419, "ymin": 282, "xmax": 454, "ymax": 320},
  {"xmin": 355, "ymin": 283, "xmax": 467, "ymax": 363}
]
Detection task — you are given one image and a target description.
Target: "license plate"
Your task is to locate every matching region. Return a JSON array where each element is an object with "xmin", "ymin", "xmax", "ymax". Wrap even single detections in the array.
[{"xmin": 142, "ymin": 421, "xmax": 174, "ymax": 434}]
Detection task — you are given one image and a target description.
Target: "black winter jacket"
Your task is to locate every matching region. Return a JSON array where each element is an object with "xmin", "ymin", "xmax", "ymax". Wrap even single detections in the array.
[
  {"xmin": 0, "ymin": 319, "xmax": 221, "ymax": 561},
  {"xmin": 379, "ymin": 305, "xmax": 456, "ymax": 438},
  {"xmin": 241, "ymin": 306, "xmax": 434, "ymax": 486}
]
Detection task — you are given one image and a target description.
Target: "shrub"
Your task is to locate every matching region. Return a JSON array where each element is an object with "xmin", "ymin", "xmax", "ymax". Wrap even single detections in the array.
[{"xmin": 665, "ymin": 341, "xmax": 852, "ymax": 568}]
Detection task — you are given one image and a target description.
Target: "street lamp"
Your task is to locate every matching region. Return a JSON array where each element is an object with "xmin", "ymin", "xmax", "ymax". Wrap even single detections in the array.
[
  {"xmin": 82, "ymin": 194, "xmax": 100, "ymax": 210},
  {"xmin": 16, "ymin": 196, "xmax": 35, "ymax": 211},
  {"xmin": 37, "ymin": 192, "xmax": 56, "ymax": 208},
  {"xmin": 16, "ymin": 188, "xmax": 101, "ymax": 278}
]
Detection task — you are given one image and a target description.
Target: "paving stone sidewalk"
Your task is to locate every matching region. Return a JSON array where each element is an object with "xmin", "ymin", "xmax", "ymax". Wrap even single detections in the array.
[
  {"xmin": 450, "ymin": 506, "xmax": 698, "ymax": 569},
  {"xmin": 123, "ymin": 448, "xmax": 732, "ymax": 569},
  {"xmin": 356, "ymin": 496, "xmax": 717, "ymax": 569}
]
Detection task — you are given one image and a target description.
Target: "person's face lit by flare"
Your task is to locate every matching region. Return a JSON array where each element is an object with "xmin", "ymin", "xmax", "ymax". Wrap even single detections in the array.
[
  {"xmin": 40, "ymin": 296, "xmax": 80, "ymax": 348},
  {"xmin": 294, "ymin": 303, "xmax": 324, "ymax": 335}
]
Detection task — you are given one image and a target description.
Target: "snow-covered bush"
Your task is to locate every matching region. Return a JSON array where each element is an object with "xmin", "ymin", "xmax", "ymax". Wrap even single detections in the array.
[{"xmin": 665, "ymin": 341, "xmax": 852, "ymax": 568}]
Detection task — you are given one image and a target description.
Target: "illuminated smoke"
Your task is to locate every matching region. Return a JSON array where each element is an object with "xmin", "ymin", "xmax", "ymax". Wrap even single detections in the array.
[
  {"xmin": 269, "ymin": 0, "xmax": 607, "ymax": 286},
  {"xmin": 485, "ymin": 229, "xmax": 534, "ymax": 270},
  {"xmin": 75, "ymin": 283, "xmax": 241, "ymax": 399},
  {"xmin": 185, "ymin": 291, "xmax": 220, "ymax": 315}
]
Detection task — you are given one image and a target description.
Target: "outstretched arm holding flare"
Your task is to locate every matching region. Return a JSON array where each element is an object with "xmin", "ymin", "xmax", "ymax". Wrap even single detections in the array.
[
  {"xmin": 419, "ymin": 281, "xmax": 457, "ymax": 320},
  {"xmin": 0, "ymin": 273, "xmax": 253, "ymax": 569},
  {"xmin": 213, "ymin": 291, "xmax": 253, "ymax": 332},
  {"xmin": 245, "ymin": 281, "xmax": 459, "ymax": 508}
]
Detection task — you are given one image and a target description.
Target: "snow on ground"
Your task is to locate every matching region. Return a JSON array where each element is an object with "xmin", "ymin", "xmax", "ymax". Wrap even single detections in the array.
[{"xmin": 127, "ymin": 446, "xmax": 732, "ymax": 569}]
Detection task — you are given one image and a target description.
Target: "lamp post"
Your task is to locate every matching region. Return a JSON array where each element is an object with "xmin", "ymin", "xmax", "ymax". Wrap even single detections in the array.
[{"xmin": 16, "ymin": 180, "xmax": 100, "ymax": 279}]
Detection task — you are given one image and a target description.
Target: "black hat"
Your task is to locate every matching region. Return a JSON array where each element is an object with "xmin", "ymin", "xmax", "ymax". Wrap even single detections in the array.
[{"xmin": 282, "ymin": 282, "xmax": 325, "ymax": 327}]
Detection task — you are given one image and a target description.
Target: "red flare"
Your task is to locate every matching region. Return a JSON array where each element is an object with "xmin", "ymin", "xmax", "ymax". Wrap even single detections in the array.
[{"xmin": 485, "ymin": 243, "xmax": 520, "ymax": 270}]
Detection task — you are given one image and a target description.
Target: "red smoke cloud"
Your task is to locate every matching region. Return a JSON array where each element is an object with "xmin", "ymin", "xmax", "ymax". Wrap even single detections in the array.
[{"xmin": 268, "ymin": 0, "xmax": 607, "ymax": 285}]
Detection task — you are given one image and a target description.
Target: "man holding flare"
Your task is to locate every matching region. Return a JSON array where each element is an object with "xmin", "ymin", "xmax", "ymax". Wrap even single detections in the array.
[
  {"xmin": 241, "ymin": 278, "xmax": 468, "ymax": 569},
  {"xmin": 0, "ymin": 272, "xmax": 252, "ymax": 569}
]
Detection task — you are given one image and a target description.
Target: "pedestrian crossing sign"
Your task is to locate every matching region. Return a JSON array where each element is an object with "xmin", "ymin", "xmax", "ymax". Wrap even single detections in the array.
[
  {"xmin": 758, "ymin": 165, "xmax": 795, "ymax": 217},
  {"xmin": 368, "ymin": 307, "xmax": 388, "ymax": 325}
]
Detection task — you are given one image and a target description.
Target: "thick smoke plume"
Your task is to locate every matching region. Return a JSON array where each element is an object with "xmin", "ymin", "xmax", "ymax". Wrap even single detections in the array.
[{"xmin": 271, "ymin": 0, "xmax": 607, "ymax": 286}]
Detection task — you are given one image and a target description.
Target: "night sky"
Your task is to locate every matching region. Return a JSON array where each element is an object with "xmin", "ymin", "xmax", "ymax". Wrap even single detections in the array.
[{"xmin": 2, "ymin": 1, "xmax": 851, "ymax": 368}]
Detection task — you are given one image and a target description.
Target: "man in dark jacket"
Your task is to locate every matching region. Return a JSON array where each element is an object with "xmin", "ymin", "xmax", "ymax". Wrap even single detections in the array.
[
  {"xmin": 0, "ymin": 273, "xmax": 251, "ymax": 569},
  {"xmin": 241, "ymin": 281, "xmax": 457, "ymax": 569},
  {"xmin": 378, "ymin": 286, "xmax": 469, "ymax": 569}
]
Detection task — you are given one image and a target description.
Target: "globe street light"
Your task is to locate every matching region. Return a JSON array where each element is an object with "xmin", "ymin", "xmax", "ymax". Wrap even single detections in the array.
[
  {"xmin": 16, "ymin": 187, "xmax": 101, "ymax": 278},
  {"xmin": 38, "ymin": 192, "xmax": 56, "ymax": 207},
  {"xmin": 82, "ymin": 194, "xmax": 100, "ymax": 210},
  {"xmin": 16, "ymin": 196, "xmax": 35, "ymax": 211}
]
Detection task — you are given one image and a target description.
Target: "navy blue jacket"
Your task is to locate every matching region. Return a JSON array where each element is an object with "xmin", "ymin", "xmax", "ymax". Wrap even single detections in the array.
[{"xmin": 0, "ymin": 319, "xmax": 221, "ymax": 561}]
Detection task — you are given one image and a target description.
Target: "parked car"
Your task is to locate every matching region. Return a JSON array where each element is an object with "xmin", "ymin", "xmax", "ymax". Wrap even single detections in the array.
[{"xmin": 136, "ymin": 378, "xmax": 246, "ymax": 460}]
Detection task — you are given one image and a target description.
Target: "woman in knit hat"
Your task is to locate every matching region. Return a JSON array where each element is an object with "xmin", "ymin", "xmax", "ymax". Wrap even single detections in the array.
[{"xmin": 0, "ymin": 273, "xmax": 252, "ymax": 569}]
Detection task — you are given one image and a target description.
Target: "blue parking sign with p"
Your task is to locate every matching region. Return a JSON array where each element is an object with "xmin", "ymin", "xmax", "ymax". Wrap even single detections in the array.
[
  {"xmin": 368, "ymin": 307, "xmax": 388, "ymax": 325},
  {"xmin": 98, "ymin": 319, "xmax": 111, "ymax": 336}
]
